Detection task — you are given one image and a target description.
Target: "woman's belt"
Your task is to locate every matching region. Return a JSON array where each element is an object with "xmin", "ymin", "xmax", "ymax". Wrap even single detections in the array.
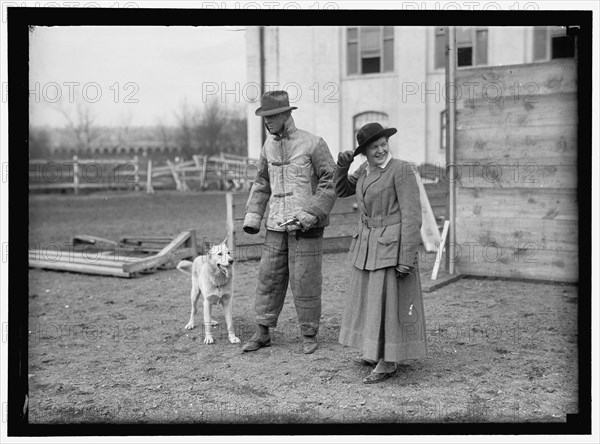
[{"xmin": 360, "ymin": 213, "xmax": 401, "ymax": 228}]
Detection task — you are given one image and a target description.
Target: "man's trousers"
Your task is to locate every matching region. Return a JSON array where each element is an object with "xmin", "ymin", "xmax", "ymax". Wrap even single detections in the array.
[{"xmin": 254, "ymin": 229, "xmax": 323, "ymax": 337}]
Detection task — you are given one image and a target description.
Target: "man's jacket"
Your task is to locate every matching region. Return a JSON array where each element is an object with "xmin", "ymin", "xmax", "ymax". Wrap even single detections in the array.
[{"xmin": 245, "ymin": 116, "xmax": 337, "ymax": 232}]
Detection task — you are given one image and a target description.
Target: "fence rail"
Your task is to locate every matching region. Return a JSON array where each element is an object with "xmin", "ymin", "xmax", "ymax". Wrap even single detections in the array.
[{"xmin": 29, "ymin": 153, "xmax": 259, "ymax": 194}]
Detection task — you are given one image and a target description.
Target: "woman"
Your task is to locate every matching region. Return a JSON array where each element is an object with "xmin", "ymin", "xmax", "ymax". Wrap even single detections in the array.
[{"xmin": 335, "ymin": 122, "xmax": 427, "ymax": 384}]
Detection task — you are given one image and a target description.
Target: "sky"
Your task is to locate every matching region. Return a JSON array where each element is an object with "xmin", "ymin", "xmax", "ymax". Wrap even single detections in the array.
[{"xmin": 29, "ymin": 26, "xmax": 248, "ymax": 127}]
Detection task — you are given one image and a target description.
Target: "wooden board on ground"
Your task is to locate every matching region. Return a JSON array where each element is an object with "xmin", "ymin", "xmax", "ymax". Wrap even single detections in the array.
[{"xmin": 29, "ymin": 230, "xmax": 198, "ymax": 278}]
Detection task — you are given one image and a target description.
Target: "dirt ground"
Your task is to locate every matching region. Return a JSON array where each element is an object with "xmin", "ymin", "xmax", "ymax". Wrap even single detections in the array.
[{"xmin": 27, "ymin": 191, "xmax": 579, "ymax": 424}]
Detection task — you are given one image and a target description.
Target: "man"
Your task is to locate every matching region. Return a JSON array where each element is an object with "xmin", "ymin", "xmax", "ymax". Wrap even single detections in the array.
[{"xmin": 242, "ymin": 90, "xmax": 337, "ymax": 354}]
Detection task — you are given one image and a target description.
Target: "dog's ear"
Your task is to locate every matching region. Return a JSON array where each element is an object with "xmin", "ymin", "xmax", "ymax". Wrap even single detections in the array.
[{"xmin": 222, "ymin": 236, "xmax": 228, "ymax": 246}]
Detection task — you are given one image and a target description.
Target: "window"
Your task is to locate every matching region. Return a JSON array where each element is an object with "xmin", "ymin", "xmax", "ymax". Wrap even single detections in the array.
[
  {"xmin": 440, "ymin": 109, "xmax": 447, "ymax": 151},
  {"xmin": 533, "ymin": 26, "xmax": 576, "ymax": 61},
  {"xmin": 353, "ymin": 112, "xmax": 389, "ymax": 146},
  {"xmin": 434, "ymin": 27, "xmax": 488, "ymax": 69},
  {"xmin": 347, "ymin": 27, "xmax": 394, "ymax": 75}
]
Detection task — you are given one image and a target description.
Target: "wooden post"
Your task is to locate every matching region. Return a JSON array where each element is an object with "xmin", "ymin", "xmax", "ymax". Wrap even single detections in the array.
[
  {"xmin": 225, "ymin": 192, "xmax": 235, "ymax": 252},
  {"xmin": 188, "ymin": 229, "xmax": 198, "ymax": 258},
  {"xmin": 445, "ymin": 26, "xmax": 457, "ymax": 275},
  {"xmin": 219, "ymin": 152, "xmax": 226, "ymax": 190},
  {"xmin": 133, "ymin": 155, "xmax": 140, "ymax": 191},
  {"xmin": 146, "ymin": 159, "xmax": 155, "ymax": 194},
  {"xmin": 167, "ymin": 160, "xmax": 184, "ymax": 191},
  {"xmin": 201, "ymin": 155, "xmax": 208, "ymax": 189},
  {"xmin": 72, "ymin": 155, "xmax": 79, "ymax": 194}
]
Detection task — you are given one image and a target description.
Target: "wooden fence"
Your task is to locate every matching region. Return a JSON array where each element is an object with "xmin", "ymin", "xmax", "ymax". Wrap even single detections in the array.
[
  {"xmin": 29, "ymin": 156, "xmax": 140, "ymax": 193},
  {"xmin": 225, "ymin": 192, "xmax": 358, "ymax": 262},
  {"xmin": 29, "ymin": 153, "xmax": 258, "ymax": 194},
  {"xmin": 454, "ymin": 59, "xmax": 578, "ymax": 282},
  {"xmin": 225, "ymin": 176, "xmax": 449, "ymax": 263}
]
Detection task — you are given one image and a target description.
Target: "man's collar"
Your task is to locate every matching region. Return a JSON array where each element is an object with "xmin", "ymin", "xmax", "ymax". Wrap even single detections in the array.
[
  {"xmin": 272, "ymin": 116, "xmax": 297, "ymax": 141},
  {"xmin": 365, "ymin": 153, "xmax": 393, "ymax": 175}
]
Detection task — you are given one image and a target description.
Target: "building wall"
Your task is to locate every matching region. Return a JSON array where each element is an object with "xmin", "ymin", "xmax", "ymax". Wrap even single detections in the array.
[
  {"xmin": 247, "ymin": 26, "xmax": 540, "ymax": 167},
  {"xmin": 245, "ymin": 26, "xmax": 341, "ymax": 160}
]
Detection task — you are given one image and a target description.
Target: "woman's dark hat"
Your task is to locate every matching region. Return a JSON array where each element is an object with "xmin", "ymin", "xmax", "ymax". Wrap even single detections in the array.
[
  {"xmin": 353, "ymin": 122, "xmax": 397, "ymax": 157},
  {"xmin": 255, "ymin": 90, "xmax": 298, "ymax": 117}
]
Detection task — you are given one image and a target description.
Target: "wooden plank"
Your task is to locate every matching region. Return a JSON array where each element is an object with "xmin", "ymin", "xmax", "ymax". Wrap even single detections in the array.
[
  {"xmin": 28, "ymin": 258, "xmax": 132, "ymax": 278},
  {"xmin": 72, "ymin": 235, "xmax": 120, "ymax": 249},
  {"xmin": 29, "ymin": 254, "xmax": 126, "ymax": 269},
  {"xmin": 167, "ymin": 160, "xmax": 188, "ymax": 192},
  {"xmin": 455, "ymin": 59, "xmax": 577, "ymax": 101},
  {"xmin": 29, "ymin": 249, "xmax": 142, "ymax": 265},
  {"xmin": 455, "ymin": 247, "xmax": 578, "ymax": 283},
  {"xmin": 414, "ymin": 169, "xmax": 441, "ymax": 252},
  {"xmin": 177, "ymin": 166, "xmax": 202, "ymax": 173},
  {"xmin": 456, "ymin": 92, "xmax": 577, "ymax": 130},
  {"xmin": 422, "ymin": 273, "xmax": 462, "ymax": 293},
  {"xmin": 232, "ymin": 222, "xmax": 266, "ymax": 249},
  {"xmin": 456, "ymin": 124, "xmax": 577, "ymax": 161},
  {"xmin": 233, "ymin": 235, "xmax": 353, "ymax": 262},
  {"xmin": 121, "ymin": 253, "xmax": 167, "ymax": 273},
  {"xmin": 146, "ymin": 159, "xmax": 155, "ymax": 194},
  {"xmin": 455, "ymin": 217, "xmax": 578, "ymax": 252},
  {"xmin": 29, "ymin": 183, "xmax": 73, "ymax": 190},
  {"xmin": 233, "ymin": 215, "xmax": 357, "ymax": 247},
  {"xmin": 432, "ymin": 220, "xmax": 450, "ymax": 280},
  {"xmin": 120, "ymin": 236, "xmax": 173, "ymax": 243},
  {"xmin": 456, "ymin": 187, "xmax": 578, "ymax": 221},
  {"xmin": 326, "ymin": 213, "xmax": 359, "ymax": 237},
  {"xmin": 456, "ymin": 162, "xmax": 577, "ymax": 189},
  {"xmin": 122, "ymin": 231, "xmax": 193, "ymax": 273},
  {"xmin": 231, "ymin": 193, "xmax": 358, "ymax": 221},
  {"xmin": 157, "ymin": 231, "xmax": 192, "ymax": 256},
  {"xmin": 158, "ymin": 248, "xmax": 197, "ymax": 269},
  {"xmin": 324, "ymin": 236, "xmax": 352, "ymax": 253}
]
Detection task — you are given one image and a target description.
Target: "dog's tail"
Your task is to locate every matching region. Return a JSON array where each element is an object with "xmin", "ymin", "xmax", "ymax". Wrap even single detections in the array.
[{"xmin": 176, "ymin": 260, "xmax": 193, "ymax": 275}]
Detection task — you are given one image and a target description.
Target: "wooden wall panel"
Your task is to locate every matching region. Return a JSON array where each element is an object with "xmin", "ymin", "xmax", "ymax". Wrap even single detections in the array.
[{"xmin": 455, "ymin": 60, "xmax": 579, "ymax": 282}]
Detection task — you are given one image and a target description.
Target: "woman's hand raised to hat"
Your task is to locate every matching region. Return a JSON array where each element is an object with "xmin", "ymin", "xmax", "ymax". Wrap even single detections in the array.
[{"xmin": 337, "ymin": 150, "xmax": 355, "ymax": 168}]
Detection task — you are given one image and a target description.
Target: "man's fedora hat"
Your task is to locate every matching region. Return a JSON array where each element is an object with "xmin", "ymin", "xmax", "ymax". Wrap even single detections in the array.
[
  {"xmin": 255, "ymin": 90, "xmax": 298, "ymax": 117},
  {"xmin": 353, "ymin": 122, "xmax": 397, "ymax": 157}
]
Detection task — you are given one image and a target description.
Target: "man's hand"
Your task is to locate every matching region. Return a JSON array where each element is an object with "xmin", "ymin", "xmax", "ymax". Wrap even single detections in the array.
[
  {"xmin": 294, "ymin": 211, "xmax": 318, "ymax": 231},
  {"xmin": 395, "ymin": 264, "xmax": 413, "ymax": 279},
  {"xmin": 337, "ymin": 150, "xmax": 354, "ymax": 168}
]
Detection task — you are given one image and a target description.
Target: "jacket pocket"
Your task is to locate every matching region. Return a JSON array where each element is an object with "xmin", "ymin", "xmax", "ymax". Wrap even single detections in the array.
[{"xmin": 376, "ymin": 237, "xmax": 398, "ymax": 261}]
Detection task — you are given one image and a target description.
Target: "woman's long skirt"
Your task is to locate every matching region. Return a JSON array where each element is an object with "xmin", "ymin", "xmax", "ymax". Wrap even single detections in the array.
[{"xmin": 338, "ymin": 264, "xmax": 428, "ymax": 363}]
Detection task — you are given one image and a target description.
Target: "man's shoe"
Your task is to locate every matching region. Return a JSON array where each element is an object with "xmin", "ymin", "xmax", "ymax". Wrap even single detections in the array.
[
  {"xmin": 352, "ymin": 356, "xmax": 377, "ymax": 367},
  {"xmin": 242, "ymin": 332, "xmax": 271, "ymax": 352},
  {"xmin": 302, "ymin": 335, "xmax": 318, "ymax": 354},
  {"xmin": 362, "ymin": 369, "xmax": 397, "ymax": 384}
]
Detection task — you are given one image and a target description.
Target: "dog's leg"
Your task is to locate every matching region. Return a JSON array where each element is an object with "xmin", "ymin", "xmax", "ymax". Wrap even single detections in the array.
[
  {"xmin": 221, "ymin": 296, "xmax": 240, "ymax": 344},
  {"xmin": 202, "ymin": 299, "xmax": 215, "ymax": 344},
  {"xmin": 184, "ymin": 282, "xmax": 200, "ymax": 330}
]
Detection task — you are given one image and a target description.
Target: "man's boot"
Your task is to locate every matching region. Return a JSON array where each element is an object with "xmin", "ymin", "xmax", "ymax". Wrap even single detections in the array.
[
  {"xmin": 302, "ymin": 334, "xmax": 318, "ymax": 354},
  {"xmin": 242, "ymin": 324, "xmax": 271, "ymax": 352}
]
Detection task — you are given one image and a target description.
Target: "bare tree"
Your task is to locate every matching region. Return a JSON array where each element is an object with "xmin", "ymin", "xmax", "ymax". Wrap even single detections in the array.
[
  {"xmin": 196, "ymin": 98, "xmax": 227, "ymax": 157},
  {"xmin": 29, "ymin": 125, "xmax": 53, "ymax": 159},
  {"xmin": 108, "ymin": 110, "xmax": 133, "ymax": 153},
  {"xmin": 174, "ymin": 99, "xmax": 201, "ymax": 158},
  {"xmin": 54, "ymin": 101, "xmax": 99, "ymax": 155},
  {"xmin": 174, "ymin": 98, "xmax": 247, "ymax": 158}
]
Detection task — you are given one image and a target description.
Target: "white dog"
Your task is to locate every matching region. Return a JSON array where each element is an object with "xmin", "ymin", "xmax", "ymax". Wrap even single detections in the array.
[{"xmin": 176, "ymin": 239, "xmax": 240, "ymax": 344}]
